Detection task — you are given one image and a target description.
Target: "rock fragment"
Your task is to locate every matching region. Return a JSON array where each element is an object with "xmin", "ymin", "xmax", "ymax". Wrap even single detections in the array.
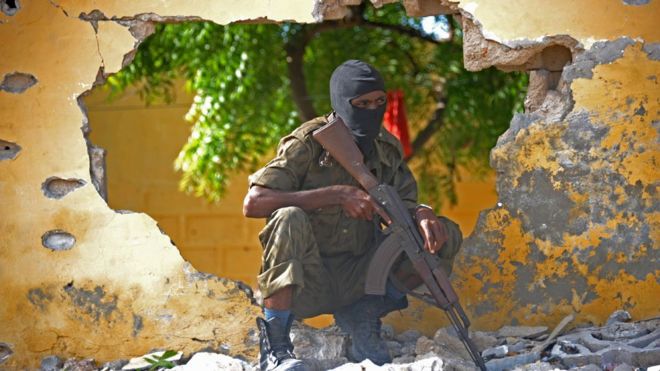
[
  {"xmin": 40, "ymin": 355, "xmax": 63, "ymax": 371},
  {"xmin": 170, "ymin": 352, "xmax": 254, "ymax": 371},
  {"xmin": 122, "ymin": 350, "xmax": 182, "ymax": 370},
  {"xmin": 606, "ymin": 310, "xmax": 632, "ymax": 326},
  {"xmin": 497, "ymin": 325, "xmax": 548, "ymax": 339},
  {"xmin": 482, "ymin": 345, "xmax": 508, "ymax": 360}
]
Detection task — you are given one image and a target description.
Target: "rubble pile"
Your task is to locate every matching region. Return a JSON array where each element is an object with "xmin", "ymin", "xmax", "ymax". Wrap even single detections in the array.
[{"xmin": 39, "ymin": 311, "xmax": 659, "ymax": 371}]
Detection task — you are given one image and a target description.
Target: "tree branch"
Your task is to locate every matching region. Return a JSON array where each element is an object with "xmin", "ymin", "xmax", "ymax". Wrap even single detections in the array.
[
  {"xmin": 407, "ymin": 97, "xmax": 446, "ymax": 161},
  {"xmin": 285, "ymin": 40, "xmax": 318, "ymax": 122}
]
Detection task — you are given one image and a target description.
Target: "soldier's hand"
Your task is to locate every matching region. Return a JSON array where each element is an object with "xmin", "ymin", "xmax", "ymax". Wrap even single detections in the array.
[
  {"xmin": 415, "ymin": 207, "xmax": 448, "ymax": 254},
  {"xmin": 334, "ymin": 185, "xmax": 378, "ymax": 220}
]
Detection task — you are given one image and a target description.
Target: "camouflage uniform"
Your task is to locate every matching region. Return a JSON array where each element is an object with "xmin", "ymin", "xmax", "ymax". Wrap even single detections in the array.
[{"xmin": 249, "ymin": 116, "xmax": 462, "ymax": 319}]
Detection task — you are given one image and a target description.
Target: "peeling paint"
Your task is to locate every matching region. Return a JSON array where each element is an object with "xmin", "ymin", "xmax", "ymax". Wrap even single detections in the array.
[
  {"xmin": 132, "ymin": 314, "xmax": 144, "ymax": 337},
  {"xmin": 63, "ymin": 284, "xmax": 119, "ymax": 323},
  {"xmin": 27, "ymin": 288, "xmax": 53, "ymax": 311}
]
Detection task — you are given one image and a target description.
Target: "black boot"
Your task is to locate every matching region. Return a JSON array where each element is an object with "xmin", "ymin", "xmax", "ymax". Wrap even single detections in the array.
[
  {"xmin": 256, "ymin": 316, "xmax": 307, "ymax": 371},
  {"xmin": 333, "ymin": 295, "xmax": 408, "ymax": 365}
]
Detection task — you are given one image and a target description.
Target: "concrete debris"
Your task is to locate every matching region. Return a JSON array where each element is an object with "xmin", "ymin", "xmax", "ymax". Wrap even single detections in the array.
[
  {"xmin": 62, "ymin": 358, "xmax": 97, "ymax": 371},
  {"xmin": 121, "ymin": 350, "xmax": 183, "ymax": 370},
  {"xmin": 0, "ymin": 139, "xmax": 21, "ymax": 161},
  {"xmin": 497, "ymin": 325, "xmax": 549, "ymax": 339},
  {"xmin": 46, "ymin": 310, "xmax": 659, "ymax": 371},
  {"xmin": 395, "ymin": 329, "xmax": 423, "ymax": 344},
  {"xmin": 41, "ymin": 230, "xmax": 76, "ymax": 251},
  {"xmin": 606, "ymin": 310, "xmax": 632, "ymax": 326},
  {"xmin": 99, "ymin": 359, "xmax": 128, "ymax": 371},
  {"xmin": 291, "ymin": 322, "xmax": 347, "ymax": 359},
  {"xmin": 0, "ymin": 71, "xmax": 37, "ymax": 93},
  {"xmin": 485, "ymin": 351, "xmax": 541, "ymax": 371},
  {"xmin": 40, "ymin": 355, "xmax": 63, "ymax": 371},
  {"xmin": 481, "ymin": 345, "xmax": 508, "ymax": 360},
  {"xmin": 170, "ymin": 352, "xmax": 254, "ymax": 371}
]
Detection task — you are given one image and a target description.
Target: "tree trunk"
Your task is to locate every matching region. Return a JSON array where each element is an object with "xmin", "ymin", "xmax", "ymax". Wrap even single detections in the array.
[{"xmin": 285, "ymin": 43, "xmax": 318, "ymax": 122}]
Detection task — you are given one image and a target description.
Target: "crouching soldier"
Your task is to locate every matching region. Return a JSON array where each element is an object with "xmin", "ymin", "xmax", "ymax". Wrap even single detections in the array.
[{"xmin": 243, "ymin": 60, "xmax": 463, "ymax": 371}]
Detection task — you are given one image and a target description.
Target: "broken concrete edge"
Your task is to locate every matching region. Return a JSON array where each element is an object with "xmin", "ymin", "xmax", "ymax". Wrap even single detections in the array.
[
  {"xmin": 490, "ymin": 37, "xmax": 644, "ymax": 155},
  {"xmin": 182, "ymin": 262, "xmax": 259, "ymax": 307}
]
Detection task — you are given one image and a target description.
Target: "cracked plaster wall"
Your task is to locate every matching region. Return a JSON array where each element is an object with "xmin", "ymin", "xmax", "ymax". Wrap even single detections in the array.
[
  {"xmin": 0, "ymin": 0, "xmax": 313, "ymax": 369},
  {"xmin": 0, "ymin": 0, "xmax": 658, "ymax": 368},
  {"xmin": 380, "ymin": 0, "xmax": 659, "ymax": 333}
]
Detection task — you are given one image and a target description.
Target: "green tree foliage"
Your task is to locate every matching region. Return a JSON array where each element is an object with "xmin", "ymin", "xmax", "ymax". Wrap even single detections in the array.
[{"xmin": 107, "ymin": 4, "xmax": 527, "ymax": 206}]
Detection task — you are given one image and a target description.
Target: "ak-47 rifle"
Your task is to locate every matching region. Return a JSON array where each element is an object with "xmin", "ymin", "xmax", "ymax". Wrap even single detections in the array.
[{"xmin": 313, "ymin": 116, "xmax": 487, "ymax": 371}]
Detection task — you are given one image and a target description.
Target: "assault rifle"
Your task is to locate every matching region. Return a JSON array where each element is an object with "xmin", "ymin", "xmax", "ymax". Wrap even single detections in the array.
[{"xmin": 313, "ymin": 116, "xmax": 487, "ymax": 371}]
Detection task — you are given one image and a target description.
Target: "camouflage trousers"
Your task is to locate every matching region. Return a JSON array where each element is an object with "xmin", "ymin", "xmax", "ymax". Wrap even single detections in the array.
[{"xmin": 257, "ymin": 206, "xmax": 463, "ymax": 319}]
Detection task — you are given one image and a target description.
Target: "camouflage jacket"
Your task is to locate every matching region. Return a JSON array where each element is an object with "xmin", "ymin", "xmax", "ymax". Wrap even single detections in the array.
[{"xmin": 249, "ymin": 115, "xmax": 418, "ymax": 258}]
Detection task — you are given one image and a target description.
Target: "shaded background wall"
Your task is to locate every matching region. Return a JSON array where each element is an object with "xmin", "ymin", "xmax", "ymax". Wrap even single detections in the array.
[{"xmin": 84, "ymin": 83, "xmax": 497, "ymax": 329}]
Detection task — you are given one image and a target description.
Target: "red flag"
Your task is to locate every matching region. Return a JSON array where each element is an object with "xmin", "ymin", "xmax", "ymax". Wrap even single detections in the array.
[{"xmin": 383, "ymin": 90, "xmax": 412, "ymax": 158}]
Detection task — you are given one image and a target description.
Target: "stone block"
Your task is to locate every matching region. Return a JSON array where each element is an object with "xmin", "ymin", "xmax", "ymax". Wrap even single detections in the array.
[
  {"xmin": 396, "ymin": 329, "xmax": 422, "ymax": 344},
  {"xmin": 606, "ymin": 310, "xmax": 632, "ymax": 326},
  {"xmin": 484, "ymin": 352, "xmax": 541, "ymax": 371},
  {"xmin": 497, "ymin": 326, "xmax": 548, "ymax": 339},
  {"xmin": 482, "ymin": 345, "xmax": 508, "ymax": 360},
  {"xmin": 40, "ymin": 355, "xmax": 63, "ymax": 371},
  {"xmin": 291, "ymin": 323, "xmax": 347, "ymax": 361}
]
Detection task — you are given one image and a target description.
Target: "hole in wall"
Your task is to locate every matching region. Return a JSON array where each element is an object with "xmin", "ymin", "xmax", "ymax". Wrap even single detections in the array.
[
  {"xmin": 42, "ymin": 230, "xmax": 76, "ymax": 251},
  {"xmin": 0, "ymin": 0, "xmax": 19, "ymax": 16},
  {"xmin": 0, "ymin": 72, "xmax": 37, "ymax": 93},
  {"xmin": 0, "ymin": 139, "xmax": 21, "ymax": 161},
  {"xmin": 42, "ymin": 177, "xmax": 86, "ymax": 199},
  {"xmin": 78, "ymin": 2, "xmax": 548, "ymax": 330}
]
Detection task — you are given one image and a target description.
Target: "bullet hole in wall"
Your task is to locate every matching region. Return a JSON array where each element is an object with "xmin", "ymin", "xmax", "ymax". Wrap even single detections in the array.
[
  {"xmin": 42, "ymin": 177, "xmax": 86, "ymax": 199},
  {"xmin": 42, "ymin": 230, "xmax": 76, "ymax": 251},
  {"xmin": 0, "ymin": 72, "xmax": 37, "ymax": 94},
  {"xmin": 0, "ymin": 0, "xmax": 19, "ymax": 16},
  {"xmin": 0, "ymin": 139, "xmax": 21, "ymax": 161}
]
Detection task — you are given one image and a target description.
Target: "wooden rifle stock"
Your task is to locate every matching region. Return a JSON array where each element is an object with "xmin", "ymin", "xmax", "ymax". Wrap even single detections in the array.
[
  {"xmin": 312, "ymin": 115, "xmax": 378, "ymax": 190},
  {"xmin": 313, "ymin": 116, "xmax": 391, "ymax": 224}
]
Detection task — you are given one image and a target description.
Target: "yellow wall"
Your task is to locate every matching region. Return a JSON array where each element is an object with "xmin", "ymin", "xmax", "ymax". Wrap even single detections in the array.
[
  {"xmin": 85, "ymin": 85, "xmax": 265, "ymax": 287},
  {"xmin": 0, "ymin": 1, "xmax": 313, "ymax": 368},
  {"xmin": 2, "ymin": 0, "xmax": 658, "ymax": 368}
]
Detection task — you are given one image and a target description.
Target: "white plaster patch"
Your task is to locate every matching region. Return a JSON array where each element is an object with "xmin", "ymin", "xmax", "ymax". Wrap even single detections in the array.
[
  {"xmin": 96, "ymin": 21, "xmax": 137, "ymax": 75},
  {"xmin": 462, "ymin": 1, "xmax": 479, "ymax": 15}
]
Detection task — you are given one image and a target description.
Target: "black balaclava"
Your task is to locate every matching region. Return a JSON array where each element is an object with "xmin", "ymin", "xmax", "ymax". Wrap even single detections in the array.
[{"xmin": 330, "ymin": 60, "xmax": 386, "ymax": 156}]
